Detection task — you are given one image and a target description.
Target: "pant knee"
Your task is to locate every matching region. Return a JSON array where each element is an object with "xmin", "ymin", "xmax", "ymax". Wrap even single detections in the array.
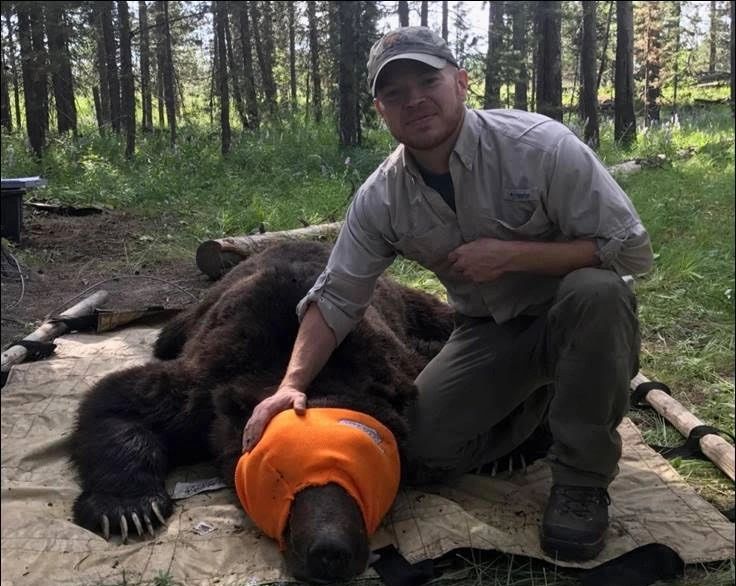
[{"xmin": 557, "ymin": 268, "xmax": 633, "ymax": 311}]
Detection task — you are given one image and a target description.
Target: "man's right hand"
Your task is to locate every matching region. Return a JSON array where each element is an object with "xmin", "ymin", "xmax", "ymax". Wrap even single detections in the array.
[{"xmin": 241, "ymin": 386, "xmax": 307, "ymax": 453}]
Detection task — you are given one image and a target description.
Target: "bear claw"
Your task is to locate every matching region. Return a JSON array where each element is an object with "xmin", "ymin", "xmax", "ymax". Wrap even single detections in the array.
[
  {"xmin": 120, "ymin": 515, "xmax": 129, "ymax": 544},
  {"xmin": 101, "ymin": 514, "xmax": 110, "ymax": 540},
  {"xmin": 151, "ymin": 501, "xmax": 166, "ymax": 526},
  {"xmin": 131, "ymin": 512, "xmax": 143, "ymax": 536}
]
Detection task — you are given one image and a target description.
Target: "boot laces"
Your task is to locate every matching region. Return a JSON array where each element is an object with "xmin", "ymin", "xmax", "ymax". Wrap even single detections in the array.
[{"xmin": 557, "ymin": 486, "xmax": 611, "ymax": 519}]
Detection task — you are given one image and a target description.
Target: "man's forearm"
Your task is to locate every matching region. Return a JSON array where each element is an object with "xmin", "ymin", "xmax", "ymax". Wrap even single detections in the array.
[
  {"xmin": 448, "ymin": 237, "xmax": 601, "ymax": 282},
  {"xmin": 279, "ymin": 303, "xmax": 338, "ymax": 392},
  {"xmin": 510, "ymin": 239, "xmax": 600, "ymax": 276}
]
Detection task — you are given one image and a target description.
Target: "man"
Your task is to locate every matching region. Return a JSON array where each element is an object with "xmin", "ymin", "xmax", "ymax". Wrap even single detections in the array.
[{"xmin": 243, "ymin": 26, "xmax": 653, "ymax": 561}]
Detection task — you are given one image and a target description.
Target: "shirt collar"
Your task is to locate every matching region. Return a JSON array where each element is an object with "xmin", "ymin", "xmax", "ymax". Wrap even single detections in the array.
[{"xmin": 398, "ymin": 107, "xmax": 480, "ymax": 179}]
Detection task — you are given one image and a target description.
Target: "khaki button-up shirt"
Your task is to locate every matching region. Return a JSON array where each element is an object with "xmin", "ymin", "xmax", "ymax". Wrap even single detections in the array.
[{"xmin": 298, "ymin": 108, "xmax": 653, "ymax": 345}]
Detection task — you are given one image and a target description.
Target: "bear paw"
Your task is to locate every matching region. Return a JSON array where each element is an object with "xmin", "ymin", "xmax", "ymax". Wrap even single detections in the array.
[{"xmin": 73, "ymin": 490, "xmax": 173, "ymax": 544}]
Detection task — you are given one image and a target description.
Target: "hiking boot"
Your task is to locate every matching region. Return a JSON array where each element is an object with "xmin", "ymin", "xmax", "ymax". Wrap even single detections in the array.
[{"xmin": 540, "ymin": 485, "xmax": 611, "ymax": 561}]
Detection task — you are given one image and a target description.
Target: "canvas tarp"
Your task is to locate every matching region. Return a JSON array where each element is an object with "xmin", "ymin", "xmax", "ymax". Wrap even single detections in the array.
[{"xmin": 1, "ymin": 326, "xmax": 733, "ymax": 586}]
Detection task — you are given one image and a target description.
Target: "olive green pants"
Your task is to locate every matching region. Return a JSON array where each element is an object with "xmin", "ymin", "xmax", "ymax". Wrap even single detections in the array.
[{"xmin": 405, "ymin": 268, "xmax": 640, "ymax": 488}]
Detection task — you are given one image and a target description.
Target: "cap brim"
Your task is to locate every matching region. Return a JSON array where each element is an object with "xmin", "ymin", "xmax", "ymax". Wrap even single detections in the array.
[{"xmin": 372, "ymin": 53, "xmax": 448, "ymax": 96}]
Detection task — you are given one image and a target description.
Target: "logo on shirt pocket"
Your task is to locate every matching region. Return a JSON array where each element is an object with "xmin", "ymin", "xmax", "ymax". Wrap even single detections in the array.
[{"xmin": 504, "ymin": 189, "xmax": 536, "ymax": 202}]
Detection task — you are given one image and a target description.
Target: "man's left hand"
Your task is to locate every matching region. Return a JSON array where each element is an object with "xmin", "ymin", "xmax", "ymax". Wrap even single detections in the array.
[{"xmin": 448, "ymin": 238, "xmax": 519, "ymax": 282}]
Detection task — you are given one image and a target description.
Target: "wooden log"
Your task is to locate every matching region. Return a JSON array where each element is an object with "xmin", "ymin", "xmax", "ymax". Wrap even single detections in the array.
[
  {"xmin": 1, "ymin": 290, "xmax": 109, "ymax": 375},
  {"xmin": 631, "ymin": 372, "xmax": 735, "ymax": 482},
  {"xmin": 196, "ymin": 222, "xmax": 343, "ymax": 279}
]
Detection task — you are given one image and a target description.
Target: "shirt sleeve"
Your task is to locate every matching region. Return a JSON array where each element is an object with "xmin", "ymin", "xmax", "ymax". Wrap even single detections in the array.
[
  {"xmin": 296, "ymin": 189, "xmax": 396, "ymax": 345},
  {"xmin": 546, "ymin": 132, "xmax": 654, "ymax": 276}
]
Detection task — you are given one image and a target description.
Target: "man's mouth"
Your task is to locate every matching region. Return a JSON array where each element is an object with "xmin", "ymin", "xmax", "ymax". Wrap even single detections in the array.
[{"xmin": 406, "ymin": 113, "xmax": 436, "ymax": 126}]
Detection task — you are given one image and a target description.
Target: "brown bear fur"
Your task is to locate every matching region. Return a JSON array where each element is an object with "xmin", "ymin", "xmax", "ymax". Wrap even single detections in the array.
[{"xmin": 69, "ymin": 240, "xmax": 454, "ymax": 540}]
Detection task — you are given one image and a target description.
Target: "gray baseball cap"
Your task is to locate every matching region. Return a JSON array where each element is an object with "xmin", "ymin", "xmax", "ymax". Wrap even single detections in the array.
[{"xmin": 367, "ymin": 26, "xmax": 458, "ymax": 96}]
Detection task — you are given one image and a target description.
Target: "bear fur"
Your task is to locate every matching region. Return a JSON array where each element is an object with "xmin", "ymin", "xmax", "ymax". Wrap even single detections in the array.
[{"xmin": 69, "ymin": 240, "xmax": 454, "ymax": 579}]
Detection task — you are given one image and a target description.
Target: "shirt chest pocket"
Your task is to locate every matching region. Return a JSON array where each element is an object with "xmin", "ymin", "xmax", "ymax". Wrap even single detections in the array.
[
  {"xmin": 483, "ymin": 190, "xmax": 553, "ymax": 239},
  {"xmin": 389, "ymin": 223, "xmax": 464, "ymax": 270}
]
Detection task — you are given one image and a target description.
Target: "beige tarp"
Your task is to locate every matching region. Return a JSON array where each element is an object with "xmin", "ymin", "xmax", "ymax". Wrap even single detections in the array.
[{"xmin": 1, "ymin": 326, "xmax": 734, "ymax": 586}]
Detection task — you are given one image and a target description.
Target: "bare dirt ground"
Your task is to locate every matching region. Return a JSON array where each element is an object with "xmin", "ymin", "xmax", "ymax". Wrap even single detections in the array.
[{"xmin": 1, "ymin": 207, "xmax": 215, "ymax": 351}]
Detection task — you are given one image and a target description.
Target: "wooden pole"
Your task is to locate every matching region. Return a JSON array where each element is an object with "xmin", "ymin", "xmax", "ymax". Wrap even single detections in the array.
[
  {"xmin": 196, "ymin": 222, "xmax": 343, "ymax": 278},
  {"xmin": 631, "ymin": 372, "xmax": 735, "ymax": 482},
  {"xmin": 1, "ymin": 290, "xmax": 109, "ymax": 375}
]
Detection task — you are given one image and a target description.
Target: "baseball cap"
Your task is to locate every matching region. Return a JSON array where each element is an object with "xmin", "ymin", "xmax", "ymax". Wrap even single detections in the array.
[{"xmin": 367, "ymin": 26, "xmax": 458, "ymax": 96}]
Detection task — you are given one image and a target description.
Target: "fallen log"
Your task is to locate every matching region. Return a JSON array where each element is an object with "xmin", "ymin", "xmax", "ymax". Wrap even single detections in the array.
[
  {"xmin": 196, "ymin": 222, "xmax": 343, "ymax": 279},
  {"xmin": 1, "ymin": 290, "xmax": 109, "ymax": 379},
  {"xmin": 631, "ymin": 372, "xmax": 735, "ymax": 482}
]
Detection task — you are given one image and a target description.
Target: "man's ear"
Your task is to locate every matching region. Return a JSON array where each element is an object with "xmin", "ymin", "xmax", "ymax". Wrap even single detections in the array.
[
  {"xmin": 374, "ymin": 98, "xmax": 387, "ymax": 121},
  {"xmin": 456, "ymin": 68, "xmax": 469, "ymax": 99}
]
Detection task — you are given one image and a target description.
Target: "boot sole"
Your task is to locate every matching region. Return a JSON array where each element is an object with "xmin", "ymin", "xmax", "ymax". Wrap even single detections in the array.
[{"xmin": 540, "ymin": 532, "xmax": 606, "ymax": 561}]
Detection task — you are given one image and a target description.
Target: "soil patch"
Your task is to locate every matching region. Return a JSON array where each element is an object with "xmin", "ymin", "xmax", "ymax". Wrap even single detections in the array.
[{"xmin": 1, "ymin": 208, "xmax": 215, "ymax": 350}]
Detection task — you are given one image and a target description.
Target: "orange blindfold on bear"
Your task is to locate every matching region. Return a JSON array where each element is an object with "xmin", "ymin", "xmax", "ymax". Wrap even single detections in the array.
[{"xmin": 234, "ymin": 407, "xmax": 401, "ymax": 549}]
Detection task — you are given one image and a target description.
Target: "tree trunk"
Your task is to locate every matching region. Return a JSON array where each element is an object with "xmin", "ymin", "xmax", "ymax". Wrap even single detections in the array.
[
  {"xmin": 1, "ymin": 37, "xmax": 11, "ymax": 131},
  {"xmin": 139, "ymin": 0, "xmax": 153, "ymax": 132},
  {"xmin": 45, "ymin": 3, "xmax": 77, "ymax": 134},
  {"xmin": 93, "ymin": 85, "xmax": 104, "ymax": 131},
  {"xmin": 327, "ymin": 1, "xmax": 340, "ymax": 110},
  {"xmin": 3, "ymin": 7, "xmax": 22, "ymax": 130},
  {"xmin": 535, "ymin": 1, "xmax": 562, "ymax": 121},
  {"xmin": 159, "ymin": 0, "xmax": 176, "ymax": 145},
  {"xmin": 356, "ymin": 2, "xmax": 379, "ymax": 129},
  {"xmin": 581, "ymin": 1, "xmax": 599, "ymax": 149},
  {"xmin": 672, "ymin": 1, "xmax": 681, "ymax": 117},
  {"xmin": 155, "ymin": 1, "xmax": 165, "ymax": 130},
  {"xmin": 398, "ymin": 1, "xmax": 409, "ymax": 27},
  {"xmin": 237, "ymin": 3, "xmax": 259, "ymax": 129},
  {"xmin": 250, "ymin": 2, "xmax": 277, "ymax": 115},
  {"xmin": 338, "ymin": 1, "xmax": 359, "ymax": 146},
  {"xmin": 510, "ymin": 2, "xmax": 528, "ymax": 110},
  {"xmin": 307, "ymin": 1, "xmax": 322, "ymax": 122},
  {"xmin": 93, "ymin": 4, "xmax": 111, "ymax": 128},
  {"xmin": 484, "ymin": 1, "xmax": 503, "ymax": 109},
  {"xmin": 215, "ymin": 0, "xmax": 230, "ymax": 155},
  {"xmin": 708, "ymin": 0, "xmax": 717, "ymax": 74},
  {"xmin": 224, "ymin": 3, "xmax": 247, "ymax": 129},
  {"xmin": 288, "ymin": 1, "xmax": 297, "ymax": 110},
  {"xmin": 118, "ymin": 0, "xmax": 135, "ymax": 157},
  {"xmin": 597, "ymin": 0, "xmax": 614, "ymax": 92},
  {"xmin": 100, "ymin": 1, "xmax": 121, "ymax": 133},
  {"xmin": 16, "ymin": 4, "xmax": 45, "ymax": 156},
  {"xmin": 29, "ymin": 3, "xmax": 48, "ymax": 136},
  {"xmin": 730, "ymin": 0, "xmax": 734, "ymax": 116},
  {"xmin": 420, "ymin": 1, "xmax": 428, "ymax": 26},
  {"xmin": 643, "ymin": 2, "xmax": 662, "ymax": 126},
  {"xmin": 614, "ymin": 1, "xmax": 636, "ymax": 146},
  {"xmin": 442, "ymin": 1, "xmax": 449, "ymax": 40}
]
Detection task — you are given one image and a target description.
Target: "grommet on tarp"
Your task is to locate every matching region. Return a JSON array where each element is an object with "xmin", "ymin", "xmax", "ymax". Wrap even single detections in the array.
[{"xmin": 630, "ymin": 381, "xmax": 672, "ymax": 409}]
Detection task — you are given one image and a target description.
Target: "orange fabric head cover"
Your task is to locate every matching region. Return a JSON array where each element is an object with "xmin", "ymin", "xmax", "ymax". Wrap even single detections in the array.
[{"xmin": 234, "ymin": 407, "xmax": 401, "ymax": 549}]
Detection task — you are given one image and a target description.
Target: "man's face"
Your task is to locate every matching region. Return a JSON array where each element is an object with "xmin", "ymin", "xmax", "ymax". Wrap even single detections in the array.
[{"xmin": 373, "ymin": 60, "xmax": 468, "ymax": 152}]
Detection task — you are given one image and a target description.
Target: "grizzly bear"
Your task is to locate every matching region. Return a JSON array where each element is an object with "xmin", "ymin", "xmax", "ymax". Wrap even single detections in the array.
[{"xmin": 70, "ymin": 240, "xmax": 454, "ymax": 583}]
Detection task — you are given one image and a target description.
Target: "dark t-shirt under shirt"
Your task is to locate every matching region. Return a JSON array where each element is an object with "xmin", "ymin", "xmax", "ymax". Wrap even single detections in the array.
[{"xmin": 419, "ymin": 169, "xmax": 456, "ymax": 213}]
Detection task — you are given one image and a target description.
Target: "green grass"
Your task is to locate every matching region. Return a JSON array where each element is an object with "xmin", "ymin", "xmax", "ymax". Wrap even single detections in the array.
[{"xmin": 2, "ymin": 106, "xmax": 734, "ymax": 586}]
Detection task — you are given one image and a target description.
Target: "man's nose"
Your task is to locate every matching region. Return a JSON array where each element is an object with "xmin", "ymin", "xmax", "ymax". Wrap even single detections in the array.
[{"xmin": 404, "ymin": 85, "xmax": 427, "ymax": 107}]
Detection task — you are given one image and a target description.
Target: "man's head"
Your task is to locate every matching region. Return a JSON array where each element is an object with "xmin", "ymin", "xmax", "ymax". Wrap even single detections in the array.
[{"xmin": 368, "ymin": 26, "xmax": 468, "ymax": 153}]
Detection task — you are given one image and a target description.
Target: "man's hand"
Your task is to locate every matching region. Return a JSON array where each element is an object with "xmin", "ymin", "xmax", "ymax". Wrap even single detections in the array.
[
  {"xmin": 448, "ymin": 238, "xmax": 519, "ymax": 282},
  {"xmin": 448, "ymin": 238, "xmax": 600, "ymax": 282},
  {"xmin": 242, "ymin": 386, "xmax": 307, "ymax": 452}
]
